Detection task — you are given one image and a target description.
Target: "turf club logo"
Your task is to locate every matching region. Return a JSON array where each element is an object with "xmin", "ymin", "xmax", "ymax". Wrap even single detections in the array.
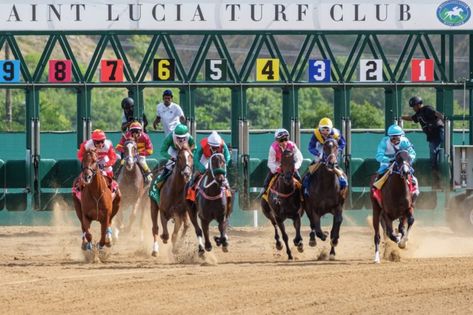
[{"xmin": 437, "ymin": 0, "xmax": 471, "ymax": 26}]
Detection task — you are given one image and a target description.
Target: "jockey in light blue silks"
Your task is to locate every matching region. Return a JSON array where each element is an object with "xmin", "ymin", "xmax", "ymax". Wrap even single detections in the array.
[
  {"xmin": 374, "ymin": 124, "xmax": 419, "ymax": 201},
  {"xmin": 303, "ymin": 117, "xmax": 348, "ymax": 196}
]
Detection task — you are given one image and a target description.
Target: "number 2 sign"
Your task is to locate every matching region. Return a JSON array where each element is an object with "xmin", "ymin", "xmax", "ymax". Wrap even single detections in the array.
[
  {"xmin": 359, "ymin": 59, "xmax": 383, "ymax": 82},
  {"xmin": 411, "ymin": 59, "xmax": 434, "ymax": 82}
]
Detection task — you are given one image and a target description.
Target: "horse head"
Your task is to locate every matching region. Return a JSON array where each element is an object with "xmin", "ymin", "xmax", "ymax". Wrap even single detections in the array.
[
  {"xmin": 81, "ymin": 149, "xmax": 98, "ymax": 185},
  {"xmin": 394, "ymin": 149, "xmax": 412, "ymax": 180},
  {"xmin": 209, "ymin": 153, "xmax": 227, "ymax": 186},
  {"xmin": 123, "ymin": 139, "xmax": 138, "ymax": 171},
  {"xmin": 323, "ymin": 138, "xmax": 339, "ymax": 167},
  {"xmin": 281, "ymin": 149, "xmax": 295, "ymax": 185},
  {"xmin": 175, "ymin": 144, "xmax": 193, "ymax": 183}
]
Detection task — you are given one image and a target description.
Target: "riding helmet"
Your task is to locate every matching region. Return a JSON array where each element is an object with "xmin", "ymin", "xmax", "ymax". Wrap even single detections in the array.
[
  {"xmin": 409, "ymin": 96, "xmax": 423, "ymax": 107},
  {"xmin": 387, "ymin": 124, "xmax": 404, "ymax": 137},
  {"xmin": 208, "ymin": 131, "xmax": 222, "ymax": 147},
  {"xmin": 274, "ymin": 128, "xmax": 290, "ymax": 140},
  {"xmin": 174, "ymin": 124, "xmax": 189, "ymax": 137},
  {"xmin": 121, "ymin": 97, "xmax": 134, "ymax": 109},
  {"xmin": 129, "ymin": 121, "xmax": 142, "ymax": 131},
  {"xmin": 91, "ymin": 129, "xmax": 106, "ymax": 141}
]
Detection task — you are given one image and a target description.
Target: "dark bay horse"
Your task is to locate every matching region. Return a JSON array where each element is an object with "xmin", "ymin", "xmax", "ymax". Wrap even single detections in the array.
[
  {"xmin": 150, "ymin": 144, "xmax": 193, "ymax": 256},
  {"xmin": 72, "ymin": 149, "xmax": 121, "ymax": 262},
  {"xmin": 371, "ymin": 149, "xmax": 415, "ymax": 263},
  {"xmin": 303, "ymin": 138, "xmax": 346, "ymax": 260},
  {"xmin": 261, "ymin": 149, "xmax": 304, "ymax": 260},
  {"xmin": 187, "ymin": 153, "xmax": 232, "ymax": 255},
  {"xmin": 115, "ymin": 139, "xmax": 147, "ymax": 237}
]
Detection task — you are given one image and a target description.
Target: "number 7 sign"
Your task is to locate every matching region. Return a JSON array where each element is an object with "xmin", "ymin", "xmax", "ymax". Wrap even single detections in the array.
[
  {"xmin": 100, "ymin": 60, "xmax": 124, "ymax": 82},
  {"xmin": 411, "ymin": 59, "xmax": 434, "ymax": 82}
]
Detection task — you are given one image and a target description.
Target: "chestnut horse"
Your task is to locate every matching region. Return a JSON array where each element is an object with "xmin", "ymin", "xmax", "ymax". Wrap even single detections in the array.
[
  {"xmin": 72, "ymin": 149, "xmax": 121, "ymax": 262},
  {"xmin": 303, "ymin": 138, "xmax": 346, "ymax": 260},
  {"xmin": 187, "ymin": 153, "xmax": 232, "ymax": 255},
  {"xmin": 115, "ymin": 139, "xmax": 147, "ymax": 237},
  {"xmin": 261, "ymin": 149, "xmax": 304, "ymax": 260},
  {"xmin": 371, "ymin": 149, "xmax": 415, "ymax": 263},
  {"xmin": 150, "ymin": 144, "xmax": 193, "ymax": 256}
]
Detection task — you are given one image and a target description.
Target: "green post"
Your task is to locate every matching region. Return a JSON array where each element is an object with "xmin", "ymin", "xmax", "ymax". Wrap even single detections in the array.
[
  {"xmin": 334, "ymin": 87, "xmax": 350, "ymax": 130},
  {"xmin": 25, "ymin": 86, "xmax": 39, "ymax": 209},
  {"xmin": 76, "ymin": 86, "xmax": 91, "ymax": 148},
  {"xmin": 384, "ymin": 88, "xmax": 396, "ymax": 131}
]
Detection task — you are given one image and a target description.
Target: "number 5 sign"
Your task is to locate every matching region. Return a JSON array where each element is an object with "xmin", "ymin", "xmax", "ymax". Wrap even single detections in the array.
[
  {"xmin": 411, "ymin": 59, "xmax": 434, "ymax": 82},
  {"xmin": 359, "ymin": 59, "xmax": 383, "ymax": 82}
]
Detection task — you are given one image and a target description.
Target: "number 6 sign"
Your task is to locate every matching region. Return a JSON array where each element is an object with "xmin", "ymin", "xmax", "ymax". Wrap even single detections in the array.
[{"xmin": 411, "ymin": 59, "xmax": 434, "ymax": 82}]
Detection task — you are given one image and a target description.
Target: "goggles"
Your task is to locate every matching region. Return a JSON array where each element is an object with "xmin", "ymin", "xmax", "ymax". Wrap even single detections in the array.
[{"xmin": 93, "ymin": 140, "xmax": 105, "ymax": 145}]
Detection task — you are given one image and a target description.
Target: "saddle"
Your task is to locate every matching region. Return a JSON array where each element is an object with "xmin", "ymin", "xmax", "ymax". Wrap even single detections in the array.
[
  {"xmin": 261, "ymin": 174, "xmax": 301, "ymax": 203},
  {"xmin": 186, "ymin": 174, "xmax": 232, "ymax": 202},
  {"xmin": 71, "ymin": 174, "xmax": 118, "ymax": 201}
]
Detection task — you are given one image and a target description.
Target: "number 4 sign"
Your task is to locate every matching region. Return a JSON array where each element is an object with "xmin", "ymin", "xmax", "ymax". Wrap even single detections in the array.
[{"xmin": 411, "ymin": 59, "xmax": 434, "ymax": 82}]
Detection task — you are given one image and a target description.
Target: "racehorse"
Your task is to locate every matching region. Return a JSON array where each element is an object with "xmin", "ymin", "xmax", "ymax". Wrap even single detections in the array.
[
  {"xmin": 72, "ymin": 148, "xmax": 121, "ymax": 262},
  {"xmin": 115, "ymin": 139, "xmax": 147, "ymax": 237},
  {"xmin": 150, "ymin": 144, "xmax": 193, "ymax": 256},
  {"xmin": 370, "ymin": 149, "xmax": 415, "ymax": 263},
  {"xmin": 187, "ymin": 153, "xmax": 232, "ymax": 255},
  {"xmin": 261, "ymin": 149, "xmax": 304, "ymax": 260},
  {"xmin": 303, "ymin": 138, "xmax": 346, "ymax": 260}
]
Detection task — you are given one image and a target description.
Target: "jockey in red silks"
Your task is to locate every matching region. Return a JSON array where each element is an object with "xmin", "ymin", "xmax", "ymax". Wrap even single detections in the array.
[
  {"xmin": 116, "ymin": 121, "xmax": 154, "ymax": 183},
  {"xmin": 78, "ymin": 129, "xmax": 117, "ymax": 179},
  {"xmin": 258, "ymin": 128, "xmax": 303, "ymax": 198}
]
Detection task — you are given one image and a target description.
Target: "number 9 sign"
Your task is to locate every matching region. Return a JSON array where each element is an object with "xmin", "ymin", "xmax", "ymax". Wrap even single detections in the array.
[{"xmin": 0, "ymin": 60, "xmax": 20, "ymax": 83}]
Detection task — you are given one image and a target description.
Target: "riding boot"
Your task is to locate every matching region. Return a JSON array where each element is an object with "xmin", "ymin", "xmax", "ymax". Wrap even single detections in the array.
[
  {"xmin": 302, "ymin": 175, "xmax": 311, "ymax": 197},
  {"xmin": 294, "ymin": 171, "xmax": 302, "ymax": 183},
  {"xmin": 257, "ymin": 172, "xmax": 274, "ymax": 199}
]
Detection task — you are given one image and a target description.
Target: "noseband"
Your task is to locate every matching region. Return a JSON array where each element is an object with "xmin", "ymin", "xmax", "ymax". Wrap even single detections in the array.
[{"xmin": 322, "ymin": 139, "xmax": 338, "ymax": 166}]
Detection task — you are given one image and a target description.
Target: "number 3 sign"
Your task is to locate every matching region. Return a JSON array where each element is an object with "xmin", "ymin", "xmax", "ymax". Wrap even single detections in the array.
[{"xmin": 411, "ymin": 59, "xmax": 434, "ymax": 82}]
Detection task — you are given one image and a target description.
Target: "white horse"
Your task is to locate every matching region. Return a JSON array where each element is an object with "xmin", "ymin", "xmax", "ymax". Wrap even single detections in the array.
[{"xmin": 444, "ymin": 6, "xmax": 464, "ymax": 20}]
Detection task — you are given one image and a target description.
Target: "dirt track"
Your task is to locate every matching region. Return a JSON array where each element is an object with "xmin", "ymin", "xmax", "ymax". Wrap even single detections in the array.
[{"xmin": 1, "ymin": 210, "xmax": 473, "ymax": 314}]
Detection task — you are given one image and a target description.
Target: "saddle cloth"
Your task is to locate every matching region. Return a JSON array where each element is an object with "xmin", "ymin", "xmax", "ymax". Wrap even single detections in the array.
[{"xmin": 262, "ymin": 175, "xmax": 301, "ymax": 202}]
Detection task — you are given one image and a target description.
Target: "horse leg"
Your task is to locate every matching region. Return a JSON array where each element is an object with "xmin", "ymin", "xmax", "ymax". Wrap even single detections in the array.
[
  {"xmin": 276, "ymin": 219, "xmax": 293, "ymax": 260},
  {"xmin": 313, "ymin": 212, "xmax": 328, "ymax": 241},
  {"xmin": 329, "ymin": 210, "xmax": 343, "ymax": 260},
  {"xmin": 111, "ymin": 192, "xmax": 121, "ymax": 240},
  {"xmin": 187, "ymin": 201, "xmax": 205, "ymax": 255},
  {"xmin": 373, "ymin": 204, "xmax": 381, "ymax": 263},
  {"xmin": 150, "ymin": 200, "xmax": 160, "ymax": 256},
  {"xmin": 181, "ymin": 212, "xmax": 191, "ymax": 239},
  {"xmin": 399, "ymin": 210, "xmax": 415, "ymax": 249},
  {"xmin": 201, "ymin": 219, "xmax": 212, "ymax": 252},
  {"xmin": 171, "ymin": 215, "xmax": 183, "ymax": 254},
  {"xmin": 160, "ymin": 209, "xmax": 170, "ymax": 244},
  {"xmin": 126, "ymin": 198, "xmax": 141, "ymax": 233},
  {"xmin": 306, "ymin": 209, "xmax": 317, "ymax": 247},
  {"xmin": 292, "ymin": 216, "xmax": 303, "ymax": 253},
  {"xmin": 81, "ymin": 215, "xmax": 93, "ymax": 251},
  {"xmin": 398, "ymin": 217, "xmax": 406, "ymax": 239},
  {"xmin": 383, "ymin": 212, "xmax": 399, "ymax": 244},
  {"xmin": 216, "ymin": 217, "xmax": 229, "ymax": 252}
]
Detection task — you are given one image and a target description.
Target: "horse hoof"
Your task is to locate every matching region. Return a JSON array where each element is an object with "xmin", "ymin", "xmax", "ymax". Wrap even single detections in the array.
[
  {"xmin": 205, "ymin": 246, "xmax": 212, "ymax": 252},
  {"xmin": 214, "ymin": 236, "xmax": 221, "ymax": 247},
  {"xmin": 276, "ymin": 243, "xmax": 283, "ymax": 251},
  {"xmin": 288, "ymin": 255, "xmax": 293, "ymax": 261},
  {"xmin": 222, "ymin": 246, "xmax": 229, "ymax": 253},
  {"xmin": 309, "ymin": 239, "xmax": 316, "ymax": 247},
  {"xmin": 329, "ymin": 254, "xmax": 336, "ymax": 261},
  {"xmin": 398, "ymin": 239, "xmax": 407, "ymax": 249},
  {"xmin": 151, "ymin": 251, "xmax": 158, "ymax": 257},
  {"xmin": 297, "ymin": 244, "xmax": 304, "ymax": 253}
]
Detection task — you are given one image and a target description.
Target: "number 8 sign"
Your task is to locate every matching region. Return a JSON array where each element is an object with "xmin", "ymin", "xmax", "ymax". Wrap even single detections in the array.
[{"xmin": 49, "ymin": 60, "xmax": 72, "ymax": 83}]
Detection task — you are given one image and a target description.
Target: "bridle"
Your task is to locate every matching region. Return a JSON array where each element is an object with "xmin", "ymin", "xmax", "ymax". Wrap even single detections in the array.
[
  {"xmin": 322, "ymin": 138, "xmax": 338, "ymax": 167},
  {"xmin": 392, "ymin": 150, "xmax": 412, "ymax": 180}
]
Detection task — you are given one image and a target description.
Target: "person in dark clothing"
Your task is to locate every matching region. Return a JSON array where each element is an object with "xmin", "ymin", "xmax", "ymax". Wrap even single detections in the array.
[
  {"xmin": 121, "ymin": 97, "xmax": 148, "ymax": 133},
  {"xmin": 401, "ymin": 96, "xmax": 444, "ymax": 186}
]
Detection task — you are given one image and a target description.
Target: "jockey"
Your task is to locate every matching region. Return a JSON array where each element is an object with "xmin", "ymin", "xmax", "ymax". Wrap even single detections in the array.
[
  {"xmin": 259, "ymin": 128, "xmax": 303, "ymax": 197},
  {"xmin": 305, "ymin": 117, "xmax": 347, "ymax": 192},
  {"xmin": 77, "ymin": 129, "xmax": 117, "ymax": 179},
  {"xmin": 116, "ymin": 121, "xmax": 154, "ymax": 183},
  {"xmin": 187, "ymin": 131, "xmax": 232, "ymax": 200},
  {"xmin": 149, "ymin": 124, "xmax": 195, "ymax": 202},
  {"xmin": 374, "ymin": 124, "xmax": 419, "ymax": 201}
]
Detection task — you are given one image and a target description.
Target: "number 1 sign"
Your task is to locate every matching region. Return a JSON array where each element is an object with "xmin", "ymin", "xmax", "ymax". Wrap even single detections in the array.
[{"xmin": 411, "ymin": 59, "xmax": 434, "ymax": 82}]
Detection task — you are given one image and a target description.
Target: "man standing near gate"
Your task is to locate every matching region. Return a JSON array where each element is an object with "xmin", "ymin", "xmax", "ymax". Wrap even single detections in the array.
[
  {"xmin": 401, "ymin": 96, "xmax": 445, "ymax": 187},
  {"xmin": 152, "ymin": 89, "xmax": 186, "ymax": 136}
]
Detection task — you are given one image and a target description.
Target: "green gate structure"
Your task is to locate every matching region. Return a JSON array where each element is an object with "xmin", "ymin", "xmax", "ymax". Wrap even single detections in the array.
[{"xmin": 1, "ymin": 1, "xmax": 473, "ymax": 226}]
